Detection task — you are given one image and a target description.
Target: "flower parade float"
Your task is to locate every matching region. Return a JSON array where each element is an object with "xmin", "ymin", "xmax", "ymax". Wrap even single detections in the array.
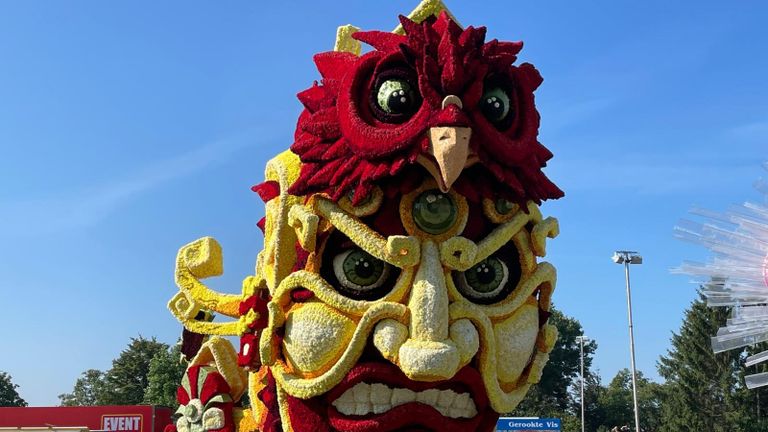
[{"xmin": 165, "ymin": 1, "xmax": 564, "ymax": 431}]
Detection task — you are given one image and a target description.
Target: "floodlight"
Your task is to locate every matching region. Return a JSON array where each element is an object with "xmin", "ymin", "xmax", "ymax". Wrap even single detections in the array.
[{"xmin": 612, "ymin": 251, "xmax": 642, "ymax": 265}]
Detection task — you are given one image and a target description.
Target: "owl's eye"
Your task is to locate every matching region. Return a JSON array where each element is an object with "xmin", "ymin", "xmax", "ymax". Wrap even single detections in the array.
[
  {"xmin": 377, "ymin": 79, "xmax": 417, "ymax": 114},
  {"xmin": 456, "ymin": 257, "xmax": 508, "ymax": 302},
  {"xmin": 332, "ymin": 248, "xmax": 392, "ymax": 299},
  {"xmin": 370, "ymin": 69, "xmax": 421, "ymax": 123},
  {"xmin": 480, "ymin": 85, "xmax": 514, "ymax": 129}
]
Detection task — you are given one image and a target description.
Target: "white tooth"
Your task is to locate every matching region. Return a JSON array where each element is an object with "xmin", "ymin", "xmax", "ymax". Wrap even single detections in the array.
[
  {"xmin": 336, "ymin": 384, "xmax": 477, "ymax": 419},
  {"xmin": 453, "ymin": 392, "xmax": 470, "ymax": 409},
  {"xmin": 370, "ymin": 383, "xmax": 392, "ymax": 405},
  {"xmin": 466, "ymin": 401, "xmax": 478, "ymax": 417},
  {"xmin": 353, "ymin": 383, "xmax": 371, "ymax": 403},
  {"xmin": 335, "ymin": 389, "xmax": 355, "ymax": 405},
  {"xmin": 373, "ymin": 404, "xmax": 390, "ymax": 414},
  {"xmin": 437, "ymin": 390, "xmax": 457, "ymax": 408},
  {"xmin": 335, "ymin": 401, "xmax": 355, "ymax": 416},
  {"xmin": 354, "ymin": 402, "xmax": 371, "ymax": 416},
  {"xmin": 416, "ymin": 388, "xmax": 440, "ymax": 405},
  {"xmin": 391, "ymin": 388, "xmax": 416, "ymax": 405}
]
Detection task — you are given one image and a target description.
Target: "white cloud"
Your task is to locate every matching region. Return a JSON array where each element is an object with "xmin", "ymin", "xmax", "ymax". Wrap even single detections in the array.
[{"xmin": 0, "ymin": 136, "xmax": 253, "ymax": 237}]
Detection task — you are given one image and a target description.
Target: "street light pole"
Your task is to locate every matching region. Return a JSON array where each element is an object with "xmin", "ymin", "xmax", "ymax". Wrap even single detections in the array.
[
  {"xmin": 612, "ymin": 250, "xmax": 642, "ymax": 432},
  {"xmin": 576, "ymin": 335, "xmax": 588, "ymax": 432}
]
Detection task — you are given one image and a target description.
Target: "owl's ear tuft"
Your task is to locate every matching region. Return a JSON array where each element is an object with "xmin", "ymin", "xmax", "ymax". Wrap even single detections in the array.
[
  {"xmin": 353, "ymin": 30, "xmax": 406, "ymax": 52},
  {"xmin": 399, "ymin": 44, "xmax": 417, "ymax": 66}
]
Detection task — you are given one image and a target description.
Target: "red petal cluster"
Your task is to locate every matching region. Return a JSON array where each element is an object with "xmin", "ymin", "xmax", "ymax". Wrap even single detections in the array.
[
  {"xmin": 176, "ymin": 366, "xmax": 235, "ymax": 432},
  {"xmin": 238, "ymin": 288, "xmax": 270, "ymax": 369},
  {"xmin": 289, "ymin": 12, "xmax": 563, "ymax": 205}
]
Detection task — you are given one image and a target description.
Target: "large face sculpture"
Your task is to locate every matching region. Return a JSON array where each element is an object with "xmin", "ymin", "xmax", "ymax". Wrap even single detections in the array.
[{"xmin": 168, "ymin": 4, "xmax": 562, "ymax": 432}]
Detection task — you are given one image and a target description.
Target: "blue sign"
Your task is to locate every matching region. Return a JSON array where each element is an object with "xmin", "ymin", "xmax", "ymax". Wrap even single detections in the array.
[{"xmin": 496, "ymin": 417, "xmax": 561, "ymax": 431}]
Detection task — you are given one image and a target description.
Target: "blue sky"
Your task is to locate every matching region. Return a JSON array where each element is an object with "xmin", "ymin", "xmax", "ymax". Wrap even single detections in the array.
[{"xmin": 0, "ymin": 1, "xmax": 766, "ymax": 406}]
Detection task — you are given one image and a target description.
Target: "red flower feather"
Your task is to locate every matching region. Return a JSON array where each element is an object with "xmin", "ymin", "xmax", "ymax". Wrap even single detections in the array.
[{"xmin": 289, "ymin": 12, "xmax": 563, "ymax": 206}]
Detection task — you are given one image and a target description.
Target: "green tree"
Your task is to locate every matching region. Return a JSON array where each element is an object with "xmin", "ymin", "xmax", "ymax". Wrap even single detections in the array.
[
  {"xmin": 657, "ymin": 291, "xmax": 745, "ymax": 432},
  {"xmin": 541, "ymin": 309, "xmax": 598, "ymax": 409},
  {"xmin": 570, "ymin": 369, "xmax": 606, "ymax": 432},
  {"xmin": 734, "ymin": 344, "xmax": 768, "ymax": 431},
  {"xmin": 99, "ymin": 336, "xmax": 169, "ymax": 405},
  {"xmin": 512, "ymin": 308, "xmax": 596, "ymax": 421},
  {"xmin": 599, "ymin": 369, "xmax": 663, "ymax": 432},
  {"xmin": 600, "ymin": 369, "xmax": 633, "ymax": 429},
  {"xmin": 58, "ymin": 369, "xmax": 105, "ymax": 406},
  {"xmin": 0, "ymin": 371, "xmax": 27, "ymax": 407},
  {"xmin": 143, "ymin": 343, "xmax": 186, "ymax": 408}
]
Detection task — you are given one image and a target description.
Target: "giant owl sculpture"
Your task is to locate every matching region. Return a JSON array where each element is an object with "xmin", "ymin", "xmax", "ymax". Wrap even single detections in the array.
[{"xmin": 166, "ymin": 2, "xmax": 563, "ymax": 431}]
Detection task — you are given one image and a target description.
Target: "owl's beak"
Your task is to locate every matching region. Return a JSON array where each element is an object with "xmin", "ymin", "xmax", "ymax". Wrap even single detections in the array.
[
  {"xmin": 418, "ymin": 95, "xmax": 474, "ymax": 192},
  {"xmin": 419, "ymin": 126, "xmax": 472, "ymax": 193}
]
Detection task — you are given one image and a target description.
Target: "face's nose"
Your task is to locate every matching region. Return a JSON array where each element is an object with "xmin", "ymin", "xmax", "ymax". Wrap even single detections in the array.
[
  {"xmin": 397, "ymin": 240, "xmax": 460, "ymax": 380},
  {"xmin": 407, "ymin": 241, "xmax": 449, "ymax": 341}
]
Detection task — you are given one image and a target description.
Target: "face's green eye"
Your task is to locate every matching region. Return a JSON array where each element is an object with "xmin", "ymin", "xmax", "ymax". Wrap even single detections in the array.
[
  {"xmin": 480, "ymin": 86, "xmax": 513, "ymax": 126},
  {"xmin": 455, "ymin": 257, "xmax": 509, "ymax": 303},
  {"xmin": 333, "ymin": 249, "xmax": 391, "ymax": 293},
  {"xmin": 495, "ymin": 198, "xmax": 517, "ymax": 215},
  {"xmin": 412, "ymin": 190, "xmax": 458, "ymax": 235}
]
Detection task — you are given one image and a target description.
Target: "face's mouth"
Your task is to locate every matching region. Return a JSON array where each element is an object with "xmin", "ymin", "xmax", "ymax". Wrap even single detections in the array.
[
  {"xmin": 318, "ymin": 361, "xmax": 494, "ymax": 432},
  {"xmin": 331, "ymin": 382, "xmax": 477, "ymax": 418}
]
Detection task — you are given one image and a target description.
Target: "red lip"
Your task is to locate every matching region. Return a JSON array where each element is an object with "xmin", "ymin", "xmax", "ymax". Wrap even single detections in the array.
[{"xmin": 323, "ymin": 362, "xmax": 496, "ymax": 432}]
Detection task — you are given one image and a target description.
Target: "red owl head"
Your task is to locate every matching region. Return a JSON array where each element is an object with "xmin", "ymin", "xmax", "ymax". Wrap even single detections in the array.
[{"xmin": 289, "ymin": 12, "xmax": 563, "ymax": 206}]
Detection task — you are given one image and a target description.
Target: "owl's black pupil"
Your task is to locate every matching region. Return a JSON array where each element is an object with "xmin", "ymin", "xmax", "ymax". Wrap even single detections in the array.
[
  {"xmin": 482, "ymin": 96, "xmax": 506, "ymax": 121},
  {"xmin": 476, "ymin": 265, "xmax": 496, "ymax": 284},
  {"xmin": 387, "ymin": 90, "xmax": 411, "ymax": 113},
  {"xmin": 355, "ymin": 260, "xmax": 374, "ymax": 279}
]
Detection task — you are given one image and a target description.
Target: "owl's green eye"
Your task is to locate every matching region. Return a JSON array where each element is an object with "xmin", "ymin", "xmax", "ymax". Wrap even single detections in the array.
[
  {"xmin": 333, "ymin": 249, "xmax": 391, "ymax": 293},
  {"xmin": 370, "ymin": 68, "xmax": 421, "ymax": 123},
  {"xmin": 455, "ymin": 257, "xmax": 509, "ymax": 303},
  {"xmin": 480, "ymin": 86, "xmax": 514, "ymax": 127},
  {"xmin": 377, "ymin": 79, "xmax": 417, "ymax": 114}
]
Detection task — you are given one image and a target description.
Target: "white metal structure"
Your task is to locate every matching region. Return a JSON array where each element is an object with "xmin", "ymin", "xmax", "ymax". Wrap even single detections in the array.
[
  {"xmin": 613, "ymin": 250, "xmax": 642, "ymax": 432},
  {"xmin": 576, "ymin": 335, "xmax": 589, "ymax": 432}
]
